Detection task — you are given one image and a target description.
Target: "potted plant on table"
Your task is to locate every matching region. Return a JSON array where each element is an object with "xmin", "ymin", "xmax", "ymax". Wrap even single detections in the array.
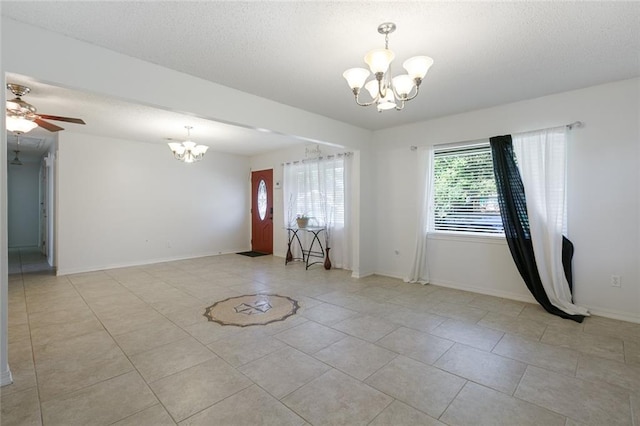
[{"xmin": 296, "ymin": 214, "xmax": 310, "ymax": 229}]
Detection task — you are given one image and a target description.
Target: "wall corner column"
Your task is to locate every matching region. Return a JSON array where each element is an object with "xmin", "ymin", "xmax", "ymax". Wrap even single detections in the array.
[{"xmin": 1, "ymin": 73, "xmax": 13, "ymax": 387}]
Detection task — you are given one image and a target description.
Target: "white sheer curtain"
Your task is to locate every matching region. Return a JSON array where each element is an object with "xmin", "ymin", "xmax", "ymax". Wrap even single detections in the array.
[
  {"xmin": 513, "ymin": 127, "xmax": 589, "ymax": 316},
  {"xmin": 405, "ymin": 148, "xmax": 433, "ymax": 284},
  {"xmin": 283, "ymin": 155, "xmax": 352, "ymax": 269}
]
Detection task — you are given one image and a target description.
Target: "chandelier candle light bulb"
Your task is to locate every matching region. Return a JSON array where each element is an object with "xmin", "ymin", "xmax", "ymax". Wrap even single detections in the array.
[{"xmin": 343, "ymin": 22, "xmax": 433, "ymax": 111}]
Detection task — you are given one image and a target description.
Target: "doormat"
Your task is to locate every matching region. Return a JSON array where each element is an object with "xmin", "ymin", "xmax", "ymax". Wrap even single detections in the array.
[
  {"xmin": 237, "ymin": 251, "xmax": 270, "ymax": 257},
  {"xmin": 204, "ymin": 294, "xmax": 299, "ymax": 327}
]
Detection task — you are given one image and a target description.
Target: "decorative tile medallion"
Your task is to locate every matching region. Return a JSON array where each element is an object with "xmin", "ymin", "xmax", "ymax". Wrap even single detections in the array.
[
  {"xmin": 204, "ymin": 294, "xmax": 299, "ymax": 327},
  {"xmin": 234, "ymin": 300, "xmax": 272, "ymax": 315}
]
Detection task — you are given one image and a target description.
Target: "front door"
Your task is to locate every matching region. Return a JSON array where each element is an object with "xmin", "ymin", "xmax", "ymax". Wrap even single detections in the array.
[{"xmin": 251, "ymin": 169, "xmax": 273, "ymax": 254}]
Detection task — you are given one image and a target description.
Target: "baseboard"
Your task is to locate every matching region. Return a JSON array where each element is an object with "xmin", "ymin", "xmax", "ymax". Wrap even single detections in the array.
[
  {"xmin": 0, "ymin": 368, "xmax": 13, "ymax": 387},
  {"xmin": 374, "ymin": 271, "xmax": 538, "ymax": 303},
  {"xmin": 374, "ymin": 272, "xmax": 640, "ymax": 324},
  {"xmin": 424, "ymin": 278, "xmax": 640, "ymax": 323},
  {"xmin": 586, "ymin": 306, "xmax": 640, "ymax": 324},
  {"xmin": 56, "ymin": 249, "xmax": 249, "ymax": 276},
  {"xmin": 428, "ymin": 278, "xmax": 538, "ymax": 304},
  {"xmin": 351, "ymin": 270, "xmax": 374, "ymax": 279},
  {"xmin": 373, "ymin": 271, "xmax": 405, "ymax": 281}
]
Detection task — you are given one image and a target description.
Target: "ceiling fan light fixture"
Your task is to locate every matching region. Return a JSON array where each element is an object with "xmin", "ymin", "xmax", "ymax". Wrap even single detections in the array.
[
  {"xmin": 6, "ymin": 115, "xmax": 38, "ymax": 134},
  {"xmin": 167, "ymin": 126, "xmax": 209, "ymax": 163},
  {"xmin": 6, "ymin": 83, "xmax": 86, "ymax": 133},
  {"xmin": 6, "ymin": 99, "xmax": 21, "ymax": 111},
  {"xmin": 343, "ymin": 22, "xmax": 433, "ymax": 112}
]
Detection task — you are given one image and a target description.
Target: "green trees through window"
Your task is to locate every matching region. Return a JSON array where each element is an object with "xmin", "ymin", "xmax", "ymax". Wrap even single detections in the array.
[{"xmin": 433, "ymin": 144, "xmax": 503, "ymax": 234}]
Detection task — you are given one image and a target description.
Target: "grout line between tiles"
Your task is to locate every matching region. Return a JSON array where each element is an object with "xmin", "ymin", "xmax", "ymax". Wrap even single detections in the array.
[
  {"xmin": 17, "ymin": 269, "xmax": 46, "ymax": 426},
  {"xmin": 64, "ymin": 277, "xmax": 184, "ymax": 424},
  {"xmin": 437, "ymin": 379, "xmax": 470, "ymax": 421}
]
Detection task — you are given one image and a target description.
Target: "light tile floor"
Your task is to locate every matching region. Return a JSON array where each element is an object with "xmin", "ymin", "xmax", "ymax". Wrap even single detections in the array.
[
  {"xmin": 2, "ymin": 254, "xmax": 640, "ymax": 425},
  {"xmin": 8, "ymin": 247, "xmax": 53, "ymax": 275}
]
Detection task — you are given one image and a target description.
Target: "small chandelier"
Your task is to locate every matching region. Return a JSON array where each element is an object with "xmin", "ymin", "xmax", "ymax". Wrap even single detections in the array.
[
  {"xmin": 167, "ymin": 126, "xmax": 209, "ymax": 163},
  {"xmin": 343, "ymin": 22, "xmax": 433, "ymax": 112},
  {"xmin": 10, "ymin": 150, "xmax": 23, "ymax": 166},
  {"xmin": 10, "ymin": 134, "xmax": 23, "ymax": 166}
]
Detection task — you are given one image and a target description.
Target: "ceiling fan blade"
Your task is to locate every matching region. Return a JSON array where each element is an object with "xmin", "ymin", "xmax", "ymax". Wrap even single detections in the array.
[
  {"xmin": 35, "ymin": 118, "xmax": 64, "ymax": 132},
  {"xmin": 38, "ymin": 114, "xmax": 85, "ymax": 125}
]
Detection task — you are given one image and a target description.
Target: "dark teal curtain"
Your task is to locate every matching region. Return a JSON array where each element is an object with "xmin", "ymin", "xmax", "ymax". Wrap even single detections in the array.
[{"xmin": 490, "ymin": 135, "xmax": 584, "ymax": 323}]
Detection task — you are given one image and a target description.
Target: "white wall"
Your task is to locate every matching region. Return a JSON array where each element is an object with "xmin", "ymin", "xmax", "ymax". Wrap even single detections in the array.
[
  {"xmin": 7, "ymin": 161, "xmax": 40, "ymax": 247},
  {"xmin": 56, "ymin": 132, "xmax": 250, "ymax": 275},
  {"xmin": 373, "ymin": 78, "xmax": 640, "ymax": 322}
]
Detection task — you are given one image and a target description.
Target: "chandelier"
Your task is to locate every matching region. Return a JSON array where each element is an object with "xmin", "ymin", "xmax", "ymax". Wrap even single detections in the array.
[
  {"xmin": 10, "ymin": 150, "xmax": 23, "ymax": 166},
  {"xmin": 10, "ymin": 134, "xmax": 23, "ymax": 166},
  {"xmin": 167, "ymin": 126, "xmax": 209, "ymax": 163},
  {"xmin": 343, "ymin": 22, "xmax": 433, "ymax": 112}
]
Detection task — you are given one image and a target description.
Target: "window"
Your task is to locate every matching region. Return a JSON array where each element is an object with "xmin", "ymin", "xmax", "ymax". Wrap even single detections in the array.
[
  {"xmin": 284, "ymin": 157, "xmax": 346, "ymax": 227},
  {"xmin": 283, "ymin": 154, "xmax": 352, "ymax": 269},
  {"xmin": 432, "ymin": 143, "xmax": 503, "ymax": 234}
]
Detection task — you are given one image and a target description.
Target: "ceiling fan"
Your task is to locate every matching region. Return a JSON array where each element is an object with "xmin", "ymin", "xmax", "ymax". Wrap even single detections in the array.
[{"xmin": 6, "ymin": 83, "xmax": 86, "ymax": 133}]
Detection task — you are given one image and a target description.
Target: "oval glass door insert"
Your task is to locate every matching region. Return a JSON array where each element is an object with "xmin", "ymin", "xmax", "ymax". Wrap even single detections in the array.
[{"xmin": 257, "ymin": 179, "xmax": 267, "ymax": 220}]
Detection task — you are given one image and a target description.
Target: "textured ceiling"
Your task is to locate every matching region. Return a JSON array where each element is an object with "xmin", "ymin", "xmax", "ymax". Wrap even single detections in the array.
[{"xmin": 2, "ymin": 1, "xmax": 639, "ymax": 139}]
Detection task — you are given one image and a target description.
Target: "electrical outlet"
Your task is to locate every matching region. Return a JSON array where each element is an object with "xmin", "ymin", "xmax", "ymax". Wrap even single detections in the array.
[{"xmin": 611, "ymin": 275, "xmax": 621, "ymax": 287}]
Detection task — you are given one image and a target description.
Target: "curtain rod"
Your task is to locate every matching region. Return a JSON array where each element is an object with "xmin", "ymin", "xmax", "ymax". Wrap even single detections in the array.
[
  {"xmin": 411, "ymin": 120, "xmax": 584, "ymax": 151},
  {"xmin": 281, "ymin": 151, "xmax": 353, "ymax": 166},
  {"xmin": 513, "ymin": 120, "xmax": 584, "ymax": 136}
]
